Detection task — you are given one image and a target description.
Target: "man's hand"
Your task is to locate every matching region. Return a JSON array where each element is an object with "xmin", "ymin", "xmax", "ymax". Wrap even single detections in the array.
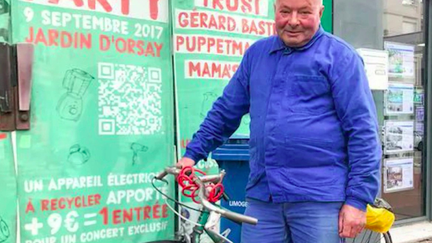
[
  {"xmin": 339, "ymin": 204, "xmax": 366, "ymax": 238},
  {"xmin": 176, "ymin": 157, "xmax": 195, "ymax": 168}
]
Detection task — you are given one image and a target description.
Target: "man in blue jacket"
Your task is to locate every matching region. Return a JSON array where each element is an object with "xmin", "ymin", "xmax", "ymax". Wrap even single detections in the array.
[{"xmin": 177, "ymin": 0, "xmax": 382, "ymax": 242}]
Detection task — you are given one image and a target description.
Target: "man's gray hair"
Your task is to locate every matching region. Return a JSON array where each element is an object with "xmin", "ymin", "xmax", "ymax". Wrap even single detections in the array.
[{"xmin": 274, "ymin": 0, "xmax": 324, "ymax": 6}]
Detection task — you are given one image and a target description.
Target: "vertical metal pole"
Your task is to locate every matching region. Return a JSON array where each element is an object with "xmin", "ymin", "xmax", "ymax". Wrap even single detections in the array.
[{"xmin": 424, "ymin": 0, "xmax": 432, "ymax": 221}]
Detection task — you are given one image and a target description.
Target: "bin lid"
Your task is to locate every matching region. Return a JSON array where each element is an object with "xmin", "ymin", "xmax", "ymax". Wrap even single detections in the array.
[{"xmin": 211, "ymin": 136, "xmax": 250, "ymax": 161}]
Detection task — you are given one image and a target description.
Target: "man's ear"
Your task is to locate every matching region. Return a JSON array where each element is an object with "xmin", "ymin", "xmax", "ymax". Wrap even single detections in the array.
[{"xmin": 319, "ymin": 5, "xmax": 325, "ymax": 19}]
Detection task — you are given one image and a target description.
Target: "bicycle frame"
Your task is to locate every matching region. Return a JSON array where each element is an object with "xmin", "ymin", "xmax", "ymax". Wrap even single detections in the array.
[
  {"xmin": 192, "ymin": 210, "xmax": 220, "ymax": 243},
  {"xmin": 190, "ymin": 206, "xmax": 235, "ymax": 243}
]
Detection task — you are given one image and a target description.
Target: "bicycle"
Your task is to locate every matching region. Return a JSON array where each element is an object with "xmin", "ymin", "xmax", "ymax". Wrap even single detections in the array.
[
  {"xmin": 150, "ymin": 166, "xmax": 395, "ymax": 243},
  {"xmin": 149, "ymin": 166, "xmax": 258, "ymax": 243}
]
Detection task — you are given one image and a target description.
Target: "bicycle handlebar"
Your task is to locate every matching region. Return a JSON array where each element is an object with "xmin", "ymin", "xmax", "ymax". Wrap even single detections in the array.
[{"xmin": 156, "ymin": 166, "xmax": 258, "ymax": 226}]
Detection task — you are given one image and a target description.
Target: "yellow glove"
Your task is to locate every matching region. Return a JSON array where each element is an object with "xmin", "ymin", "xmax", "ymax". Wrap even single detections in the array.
[{"xmin": 365, "ymin": 204, "xmax": 395, "ymax": 233}]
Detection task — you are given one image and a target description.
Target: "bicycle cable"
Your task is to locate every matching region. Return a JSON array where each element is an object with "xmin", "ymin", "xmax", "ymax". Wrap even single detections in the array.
[
  {"xmin": 151, "ymin": 177, "xmax": 205, "ymax": 213},
  {"xmin": 164, "ymin": 198, "xmax": 204, "ymax": 227}
]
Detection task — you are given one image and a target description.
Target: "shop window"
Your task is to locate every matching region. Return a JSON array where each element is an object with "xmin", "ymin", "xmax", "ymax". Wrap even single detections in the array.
[{"xmin": 381, "ymin": 0, "xmax": 425, "ymax": 221}]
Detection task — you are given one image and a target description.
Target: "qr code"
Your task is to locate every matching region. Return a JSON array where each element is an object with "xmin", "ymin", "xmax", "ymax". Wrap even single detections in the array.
[{"xmin": 98, "ymin": 62, "xmax": 162, "ymax": 135}]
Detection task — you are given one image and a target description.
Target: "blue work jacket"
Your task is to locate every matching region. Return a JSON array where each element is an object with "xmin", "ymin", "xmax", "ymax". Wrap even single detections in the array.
[{"xmin": 184, "ymin": 26, "xmax": 382, "ymax": 211}]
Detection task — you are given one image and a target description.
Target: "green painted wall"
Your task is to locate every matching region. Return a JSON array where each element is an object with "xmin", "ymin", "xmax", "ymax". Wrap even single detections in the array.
[{"xmin": 323, "ymin": 0, "xmax": 333, "ymax": 33}]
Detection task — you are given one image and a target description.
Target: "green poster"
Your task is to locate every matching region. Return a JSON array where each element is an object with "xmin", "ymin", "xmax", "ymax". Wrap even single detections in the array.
[
  {"xmin": 0, "ymin": 133, "xmax": 17, "ymax": 243},
  {"xmin": 11, "ymin": 1, "xmax": 175, "ymax": 242}
]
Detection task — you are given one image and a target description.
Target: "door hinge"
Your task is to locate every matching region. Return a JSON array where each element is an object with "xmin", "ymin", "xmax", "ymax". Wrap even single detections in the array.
[{"xmin": 0, "ymin": 43, "xmax": 34, "ymax": 131}]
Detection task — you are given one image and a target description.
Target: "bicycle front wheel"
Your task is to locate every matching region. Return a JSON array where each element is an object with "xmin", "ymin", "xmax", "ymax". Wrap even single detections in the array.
[
  {"xmin": 383, "ymin": 232, "xmax": 392, "ymax": 243},
  {"xmin": 348, "ymin": 230, "xmax": 392, "ymax": 243}
]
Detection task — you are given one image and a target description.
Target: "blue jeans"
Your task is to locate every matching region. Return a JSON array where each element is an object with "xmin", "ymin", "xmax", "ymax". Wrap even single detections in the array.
[{"xmin": 241, "ymin": 198, "xmax": 345, "ymax": 243}]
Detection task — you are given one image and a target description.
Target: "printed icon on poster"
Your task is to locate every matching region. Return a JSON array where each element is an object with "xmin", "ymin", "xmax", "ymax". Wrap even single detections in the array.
[
  {"xmin": 200, "ymin": 92, "xmax": 218, "ymax": 118},
  {"xmin": 130, "ymin": 143, "xmax": 148, "ymax": 166},
  {"xmin": 0, "ymin": 216, "xmax": 10, "ymax": 243},
  {"xmin": 57, "ymin": 69, "xmax": 94, "ymax": 122},
  {"xmin": 68, "ymin": 144, "xmax": 91, "ymax": 165}
]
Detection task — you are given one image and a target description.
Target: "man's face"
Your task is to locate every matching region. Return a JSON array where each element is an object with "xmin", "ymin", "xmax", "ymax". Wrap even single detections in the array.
[{"xmin": 274, "ymin": 0, "xmax": 324, "ymax": 47}]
